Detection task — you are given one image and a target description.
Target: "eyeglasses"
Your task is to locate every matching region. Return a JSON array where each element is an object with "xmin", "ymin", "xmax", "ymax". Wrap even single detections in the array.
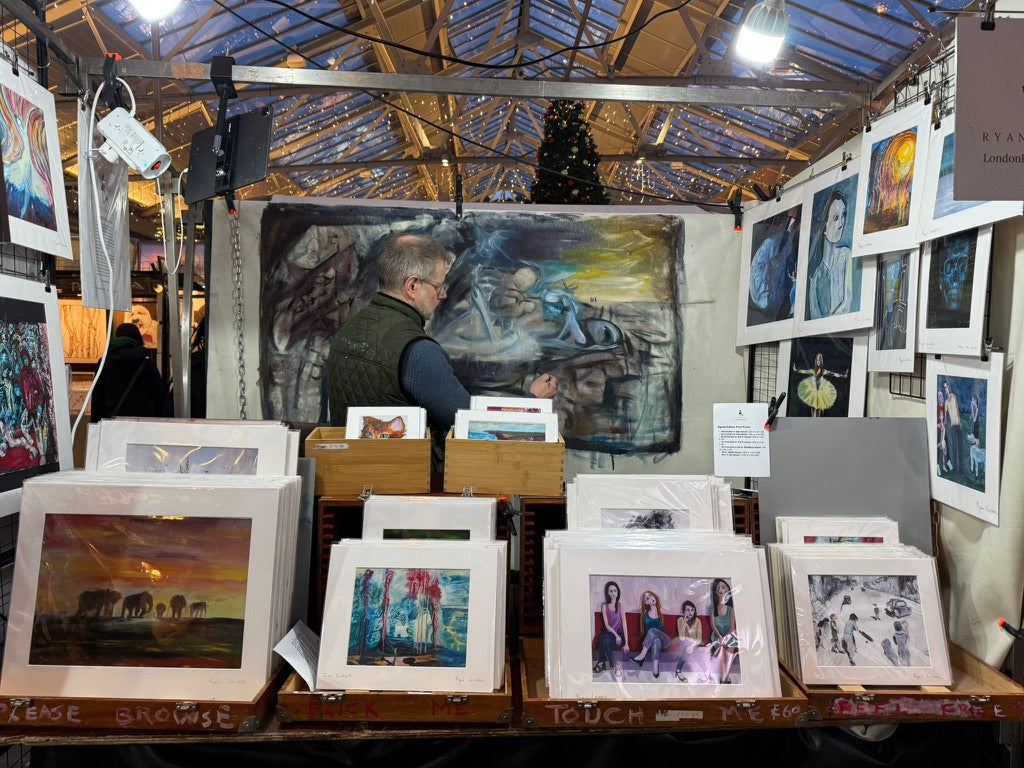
[{"xmin": 418, "ymin": 276, "xmax": 447, "ymax": 295}]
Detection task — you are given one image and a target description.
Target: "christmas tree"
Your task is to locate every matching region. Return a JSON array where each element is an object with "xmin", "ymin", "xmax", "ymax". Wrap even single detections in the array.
[{"xmin": 529, "ymin": 100, "xmax": 609, "ymax": 205}]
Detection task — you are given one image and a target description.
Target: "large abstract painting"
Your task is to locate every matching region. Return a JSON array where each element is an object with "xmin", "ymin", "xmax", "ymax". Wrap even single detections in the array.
[
  {"xmin": 258, "ymin": 203, "xmax": 683, "ymax": 454},
  {"xmin": 0, "ymin": 65, "xmax": 72, "ymax": 259}
]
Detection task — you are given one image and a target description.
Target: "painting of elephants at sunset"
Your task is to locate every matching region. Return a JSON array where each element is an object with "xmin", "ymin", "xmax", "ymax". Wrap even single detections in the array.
[{"xmin": 29, "ymin": 513, "xmax": 252, "ymax": 668}]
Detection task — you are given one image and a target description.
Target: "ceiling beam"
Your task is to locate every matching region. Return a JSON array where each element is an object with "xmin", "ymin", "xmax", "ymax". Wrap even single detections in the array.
[
  {"xmin": 271, "ymin": 153, "xmax": 804, "ymax": 171},
  {"xmin": 83, "ymin": 58, "xmax": 863, "ymax": 109}
]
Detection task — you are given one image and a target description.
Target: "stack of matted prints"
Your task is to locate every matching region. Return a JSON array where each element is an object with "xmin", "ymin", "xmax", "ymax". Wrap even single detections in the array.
[
  {"xmin": 0, "ymin": 471, "xmax": 302, "ymax": 701},
  {"xmin": 767, "ymin": 529, "xmax": 951, "ymax": 687},
  {"xmin": 454, "ymin": 396, "xmax": 558, "ymax": 441},
  {"xmin": 566, "ymin": 474, "xmax": 734, "ymax": 532},
  {"xmin": 317, "ymin": 494, "xmax": 506, "ymax": 693},
  {"xmin": 544, "ymin": 530, "xmax": 781, "ymax": 699},
  {"xmin": 85, "ymin": 417, "xmax": 299, "ymax": 475}
]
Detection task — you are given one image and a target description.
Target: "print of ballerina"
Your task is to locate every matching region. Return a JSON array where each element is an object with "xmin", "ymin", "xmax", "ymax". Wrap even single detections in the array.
[{"xmin": 793, "ymin": 352, "xmax": 849, "ymax": 417}]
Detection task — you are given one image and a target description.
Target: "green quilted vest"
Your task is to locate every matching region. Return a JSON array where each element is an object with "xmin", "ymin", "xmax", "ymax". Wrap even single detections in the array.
[{"xmin": 327, "ymin": 293, "xmax": 429, "ymax": 425}]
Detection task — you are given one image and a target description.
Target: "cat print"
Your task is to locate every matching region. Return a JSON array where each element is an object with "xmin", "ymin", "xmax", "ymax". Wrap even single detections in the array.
[{"xmin": 359, "ymin": 415, "xmax": 408, "ymax": 439}]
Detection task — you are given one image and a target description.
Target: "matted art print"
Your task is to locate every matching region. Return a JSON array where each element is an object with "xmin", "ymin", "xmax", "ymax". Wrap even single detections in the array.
[
  {"xmin": 917, "ymin": 118, "xmax": 1022, "ymax": 241},
  {"xmin": 925, "ymin": 353, "xmax": 1003, "ymax": 524},
  {"xmin": 362, "ymin": 495, "xmax": 497, "ymax": 541},
  {"xmin": 317, "ymin": 540, "xmax": 505, "ymax": 693},
  {"xmin": 852, "ymin": 103, "xmax": 931, "ymax": 258},
  {"xmin": 867, "ymin": 249, "xmax": 919, "ymax": 372},
  {"xmin": 86, "ymin": 419, "xmax": 293, "ymax": 475},
  {"xmin": 572, "ymin": 475, "xmax": 718, "ymax": 532},
  {"xmin": 917, "ymin": 225, "xmax": 991, "ymax": 356},
  {"xmin": 0, "ymin": 64, "xmax": 72, "ymax": 259},
  {"xmin": 454, "ymin": 409, "xmax": 558, "ymax": 442},
  {"xmin": 0, "ymin": 273, "xmax": 72, "ymax": 512},
  {"xmin": 789, "ymin": 555, "xmax": 950, "ymax": 685},
  {"xmin": 776, "ymin": 516, "xmax": 900, "ymax": 545},
  {"xmin": 736, "ymin": 193, "xmax": 802, "ymax": 345},
  {"xmin": 553, "ymin": 545, "xmax": 779, "ymax": 699},
  {"xmin": 776, "ymin": 333, "xmax": 868, "ymax": 418},
  {"xmin": 344, "ymin": 406, "xmax": 425, "ymax": 439},
  {"xmin": 794, "ymin": 163, "xmax": 876, "ymax": 336},
  {"xmin": 469, "ymin": 395, "xmax": 552, "ymax": 414},
  {"xmin": 0, "ymin": 479, "xmax": 280, "ymax": 700}
]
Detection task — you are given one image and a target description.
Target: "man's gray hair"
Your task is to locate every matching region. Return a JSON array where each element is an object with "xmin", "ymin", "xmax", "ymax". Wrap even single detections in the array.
[{"xmin": 377, "ymin": 233, "xmax": 454, "ymax": 292}]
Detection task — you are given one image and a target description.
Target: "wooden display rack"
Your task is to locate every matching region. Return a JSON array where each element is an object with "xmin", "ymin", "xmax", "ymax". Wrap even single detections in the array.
[
  {"xmin": 0, "ymin": 667, "xmax": 286, "ymax": 734},
  {"xmin": 444, "ymin": 431, "xmax": 565, "ymax": 497},
  {"xmin": 794, "ymin": 643, "xmax": 1024, "ymax": 722},
  {"xmin": 305, "ymin": 427, "xmax": 431, "ymax": 496},
  {"xmin": 275, "ymin": 663, "xmax": 514, "ymax": 727},
  {"xmin": 518, "ymin": 637, "xmax": 810, "ymax": 730}
]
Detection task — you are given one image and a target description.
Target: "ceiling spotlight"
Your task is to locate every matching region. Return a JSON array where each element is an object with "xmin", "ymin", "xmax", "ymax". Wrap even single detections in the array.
[
  {"xmin": 736, "ymin": 0, "xmax": 789, "ymax": 64},
  {"xmin": 128, "ymin": 0, "xmax": 182, "ymax": 21}
]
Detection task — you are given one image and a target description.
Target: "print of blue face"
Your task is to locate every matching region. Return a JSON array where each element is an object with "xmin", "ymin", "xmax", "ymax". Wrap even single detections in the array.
[{"xmin": 940, "ymin": 236, "xmax": 971, "ymax": 310}]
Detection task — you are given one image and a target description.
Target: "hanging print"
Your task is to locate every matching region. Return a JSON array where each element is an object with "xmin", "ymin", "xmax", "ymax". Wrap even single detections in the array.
[
  {"xmin": 852, "ymin": 103, "xmax": 931, "ymax": 258},
  {"xmin": 917, "ymin": 225, "xmax": 991, "ymax": 356},
  {"xmin": 776, "ymin": 333, "xmax": 868, "ymax": 418},
  {"xmin": 867, "ymin": 249, "xmax": 919, "ymax": 372},
  {"xmin": 735, "ymin": 193, "xmax": 802, "ymax": 345}
]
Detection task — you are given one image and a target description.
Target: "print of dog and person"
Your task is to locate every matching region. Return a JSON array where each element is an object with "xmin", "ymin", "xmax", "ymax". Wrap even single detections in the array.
[{"xmin": 936, "ymin": 374, "xmax": 986, "ymax": 491}]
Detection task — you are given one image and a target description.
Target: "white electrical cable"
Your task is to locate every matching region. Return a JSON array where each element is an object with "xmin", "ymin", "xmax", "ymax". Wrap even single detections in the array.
[{"xmin": 69, "ymin": 76, "xmax": 140, "ymax": 447}]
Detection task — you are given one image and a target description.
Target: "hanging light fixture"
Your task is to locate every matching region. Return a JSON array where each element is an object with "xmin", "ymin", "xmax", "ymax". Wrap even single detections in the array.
[
  {"xmin": 735, "ymin": 0, "xmax": 789, "ymax": 64},
  {"xmin": 128, "ymin": 0, "xmax": 182, "ymax": 21}
]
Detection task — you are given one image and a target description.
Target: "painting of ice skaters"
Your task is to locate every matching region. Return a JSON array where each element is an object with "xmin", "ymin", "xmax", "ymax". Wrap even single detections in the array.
[
  {"xmin": 348, "ymin": 567, "xmax": 469, "ymax": 668},
  {"xmin": 124, "ymin": 443, "xmax": 259, "ymax": 474},
  {"xmin": 808, "ymin": 574, "xmax": 928, "ymax": 668},
  {"xmin": 600, "ymin": 508, "xmax": 688, "ymax": 530},
  {"xmin": 935, "ymin": 373, "xmax": 987, "ymax": 492},
  {"xmin": 589, "ymin": 574, "xmax": 741, "ymax": 684}
]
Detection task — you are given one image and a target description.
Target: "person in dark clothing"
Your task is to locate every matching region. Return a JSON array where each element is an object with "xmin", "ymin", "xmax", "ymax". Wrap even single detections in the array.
[
  {"xmin": 90, "ymin": 322, "xmax": 168, "ymax": 421},
  {"xmin": 327, "ymin": 233, "xmax": 558, "ymax": 470}
]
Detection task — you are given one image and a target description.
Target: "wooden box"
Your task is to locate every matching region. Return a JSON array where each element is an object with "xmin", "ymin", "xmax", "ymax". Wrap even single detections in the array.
[
  {"xmin": 443, "ymin": 431, "xmax": 565, "ymax": 497},
  {"xmin": 0, "ymin": 667, "xmax": 285, "ymax": 733},
  {"xmin": 275, "ymin": 664, "xmax": 513, "ymax": 726},
  {"xmin": 305, "ymin": 427, "xmax": 430, "ymax": 497},
  {"xmin": 795, "ymin": 643, "xmax": 1024, "ymax": 722},
  {"xmin": 519, "ymin": 637, "xmax": 810, "ymax": 730}
]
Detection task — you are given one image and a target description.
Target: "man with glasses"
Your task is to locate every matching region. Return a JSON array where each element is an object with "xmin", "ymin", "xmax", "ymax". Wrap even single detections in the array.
[{"xmin": 328, "ymin": 233, "xmax": 558, "ymax": 471}]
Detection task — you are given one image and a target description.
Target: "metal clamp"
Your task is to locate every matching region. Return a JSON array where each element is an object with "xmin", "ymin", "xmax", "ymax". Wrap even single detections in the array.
[
  {"xmin": 175, "ymin": 702, "xmax": 199, "ymax": 713},
  {"xmin": 576, "ymin": 701, "xmax": 599, "ymax": 710},
  {"xmin": 446, "ymin": 695, "xmax": 469, "ymax": 704},
  {"xmin": 461, "ymin": 486, "xmax": 474, "ymax": 497},
  {"xmin": 852, "ymin": 693, "xmax": 876, "ymax": 704},
  {"xmin": 319, "ymin": 693, "xmax": 344, "ymax": 703},
  {"xmin": 7, "ymin": 698, "xmax": 31, "ymax": 708},
  {"xmin": 969, "ymin": 695, "xmax": 992, "ymax": 706},
  {"xmin": 733, "ymin": 700, "xmax": 757, "ymax": 709},
  {"xmin": 358, "ymin": 486, "xmax": 374, "ymax": 501}
]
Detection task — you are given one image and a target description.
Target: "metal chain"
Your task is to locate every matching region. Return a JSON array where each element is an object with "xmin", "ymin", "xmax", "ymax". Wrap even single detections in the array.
[{"xmin": 230, "ymin": 211, "xmax": 247, "ymax": 419}]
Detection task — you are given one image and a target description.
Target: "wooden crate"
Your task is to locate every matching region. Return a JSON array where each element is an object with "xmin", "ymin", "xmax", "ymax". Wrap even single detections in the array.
[
  {"xmin": 0, "ymin": 666, "xmax": 285, "ymax": 733},
  {"xmin": 305, "ymin": 427, "xmax": 430, "ymax": 496},
  {"xmin": 795, "ymin": 643, "xmax": 1024, "ymax": 722},
  {"xmin": 519, "ymin": 637, "xmax": 810, "ymax": 730},
  {"xmin": 444, "ymin": 432, "xmax": 565, "ymax": 497},
  {"xmin": 276, "ymin": 664, "xmax": 513, "ymax": 726}
]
